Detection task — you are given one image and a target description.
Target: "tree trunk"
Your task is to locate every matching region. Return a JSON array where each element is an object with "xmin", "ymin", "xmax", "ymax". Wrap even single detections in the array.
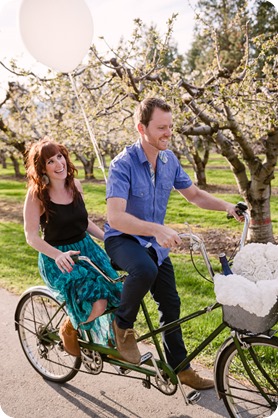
[
  {"xmin": 75, "ymin": 153, "xmax": 96, "ymax": 180},
  {"xmin": 84, "ymin": 163, "xmax": 95, "ymax": 180},
  {"xmin": 213, "ymin": 130, "xmax": 276, "ymax": 243},
  {"xmin": 0, "ymin": 151, "xmax": 7, "ymax": 169},
  {"xmin": 245, "ymin": 182, "xmax": 275, "ymax": 243},
  {"xmin": 82, "ymin": 158, "xmax": 95, "ymax": 180},
  {"xmin": 179, "ymin": 135, "xmax": 209, "ymax": 189},
  {"xmin": 10, "ymin": 155, "xmax": 23, "ymax": 178},
  {"xmin": 193, "ymin": 157, "xmax": 207, "ymax": 188}
]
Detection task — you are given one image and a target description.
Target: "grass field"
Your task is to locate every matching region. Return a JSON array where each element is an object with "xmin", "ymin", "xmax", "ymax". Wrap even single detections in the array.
[{"xmin": 1, "ymin": 155, "xmax": 277, "ymax": 365}]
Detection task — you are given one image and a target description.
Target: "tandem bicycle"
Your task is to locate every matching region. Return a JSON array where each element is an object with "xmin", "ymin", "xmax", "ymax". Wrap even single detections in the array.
[{"xmin": 14, "ymin": 203, "xmax": 278, "ymax": 417}]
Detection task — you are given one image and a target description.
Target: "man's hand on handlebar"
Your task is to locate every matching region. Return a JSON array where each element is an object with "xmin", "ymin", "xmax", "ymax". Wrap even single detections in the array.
[
  {"xmin": 226, "ymin": 202, "xmax": 248, "ymax": 222},
  {"xmin": 155, "ymin": 225, "xmax": 182, "ymax": 248}
]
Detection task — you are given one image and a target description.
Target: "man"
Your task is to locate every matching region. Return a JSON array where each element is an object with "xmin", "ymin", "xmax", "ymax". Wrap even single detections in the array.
[{"xmin": 104, "ymin": 97, "xmax": 241, "ymax": 390}]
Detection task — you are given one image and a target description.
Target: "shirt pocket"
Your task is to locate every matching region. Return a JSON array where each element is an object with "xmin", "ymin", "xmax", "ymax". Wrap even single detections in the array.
[
  {"xmin": 157, "ymin": 182, "xmax": 173, "ymax": 208},
  {"xmin": 131, "ymin": 186, "xmax": 149, "ymax": 199},
  {"xmin": 129, "ymin": 186, "xmax": 151, "ymax": 218},
  {"xmin": 161, "ymin": 182, "xmax": 173, "ymax": 192},
  {"xmin": 160, "ymin": 182, "xmax": 173, "ymax": 197}
]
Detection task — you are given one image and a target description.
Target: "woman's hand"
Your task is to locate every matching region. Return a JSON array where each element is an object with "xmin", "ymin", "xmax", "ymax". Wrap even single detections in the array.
[{"xmin": 55, "ymin": 250, "xmax": 80, "ymax": 273}]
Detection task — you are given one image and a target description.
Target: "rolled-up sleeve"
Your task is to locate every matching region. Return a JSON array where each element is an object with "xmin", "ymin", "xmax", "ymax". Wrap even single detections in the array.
[
  {"xmin": 172, "ymin": 155, "xmax": 192, "ymax": 190},
  {"xmin": 106, "ymin": 157, "xmax": 131, "ymax": 200}
]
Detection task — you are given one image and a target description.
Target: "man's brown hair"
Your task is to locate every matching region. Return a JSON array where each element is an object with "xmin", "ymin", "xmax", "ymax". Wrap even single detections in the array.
[{"xmin": 134, "ymin": 98, "xmax": 172, "ymax": 127}]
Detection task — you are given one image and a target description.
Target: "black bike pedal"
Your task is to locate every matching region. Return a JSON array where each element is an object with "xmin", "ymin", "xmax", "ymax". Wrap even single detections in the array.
[{"xmin": 142, "ymin": 378, "xmax": 151, "ymax": 389}]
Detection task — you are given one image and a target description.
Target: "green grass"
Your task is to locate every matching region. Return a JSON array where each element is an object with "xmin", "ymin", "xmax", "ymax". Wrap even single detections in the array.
[
  {"xmin": 82, "ymin": 182, "xmax": 107, "ymax": 215},
  {"xmin": 81, "ymin": 181, "xmax": 245, "ymax": 233},
  {"xmin": 0, "ymin": 219, "xmax": 226, "ymax": 365},
  {"xmin": 0, "ymin": 188, "xmax": 231, "ymax": 368},
  {"xmin": 0, "ymin": 160, "xmax": 25, "ymax": 178},
  {"xmin": 165, "ymin": 190, "xmax": 242, "ymax": 230},
  {"xmin": 1, "ymin": 155, "xmax": 278, "ymax": 367},
  {"xmin": 0, "ymin": 223, "xmax": 42, "ymax": 292},
  {"xmin": 0, "ymin": 179, "xmax": 27, "ymax": 203}
]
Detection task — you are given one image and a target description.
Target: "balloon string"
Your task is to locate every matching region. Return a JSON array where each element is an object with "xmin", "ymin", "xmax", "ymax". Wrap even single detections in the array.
[{"xmin": 68, "ymin": 73, "xmax": 107, "ymax": 183}]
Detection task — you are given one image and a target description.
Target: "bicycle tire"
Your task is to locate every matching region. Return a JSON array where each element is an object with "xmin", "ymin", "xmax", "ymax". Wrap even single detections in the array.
[
  {"xmin": 215, "ymin": 335, "xmax": 278, "ymax": 418},
  {"xmin": 15, "ymin": 288, "xmax": 81, "ymax": 383}
]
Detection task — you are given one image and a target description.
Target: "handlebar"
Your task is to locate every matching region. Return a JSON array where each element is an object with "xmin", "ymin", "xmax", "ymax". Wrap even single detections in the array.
[
  {"xmin": 227, "ymin": 201, "xmax": 248, "ymax": 219},
  {"xmin": 70, "ymin": 255, "xmax": 127, "ymax": 283},
  {"xmin": 228, "ymin": 201, "xmax": 249, "ymax": 249},
  {"xmin": 179, "ymin": 202, "xmax": 250, "ymax": 279}
]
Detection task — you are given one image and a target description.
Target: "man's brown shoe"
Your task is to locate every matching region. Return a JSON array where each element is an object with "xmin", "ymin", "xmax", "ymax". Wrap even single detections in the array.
[
  {"xmin": 178, "ymin": 368, "xmax": 214, "ymax": 390},
  {"xmin": 112, "ymin": 319, "xmax": 141, "ymax": 364},
  {"xmin": 59, "ymin": 316, "xmax": 81, "ymax": 357}
]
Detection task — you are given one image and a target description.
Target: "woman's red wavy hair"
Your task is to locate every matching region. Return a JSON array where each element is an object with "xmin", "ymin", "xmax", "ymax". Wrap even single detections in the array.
[{"xmin": 25, "ymin": 136, "xmax": 79, "ymax": 220}]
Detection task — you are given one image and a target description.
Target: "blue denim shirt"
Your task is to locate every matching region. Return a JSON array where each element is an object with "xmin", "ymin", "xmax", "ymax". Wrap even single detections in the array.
[{"xmin": 104, "ymin": 140, "xmax": 192, "ymax": 265}]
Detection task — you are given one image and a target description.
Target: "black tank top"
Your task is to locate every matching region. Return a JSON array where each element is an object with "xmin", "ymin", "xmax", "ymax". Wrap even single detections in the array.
[{"xmin": 40, "ymin": 195, "xmax": 88, "ymax": 246}]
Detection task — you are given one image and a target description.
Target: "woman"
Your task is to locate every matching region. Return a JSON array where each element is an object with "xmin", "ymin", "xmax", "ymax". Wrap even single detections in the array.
[{"xmin": 23, "ymin": 136, "xmax": 122, "ymax": 357}]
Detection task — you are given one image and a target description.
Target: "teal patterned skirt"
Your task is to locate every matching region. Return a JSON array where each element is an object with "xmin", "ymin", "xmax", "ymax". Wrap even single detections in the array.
[{"xmin": 38, "ymin": 233, "xmax": 122, "ymax": 345}]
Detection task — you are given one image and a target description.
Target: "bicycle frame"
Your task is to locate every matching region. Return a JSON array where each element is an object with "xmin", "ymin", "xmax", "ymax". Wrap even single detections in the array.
[
  {"xmin": 14, "ymin": 281, "xmax": 227, "ymax": 405},
  {"xmin": 44, "ymin": 215, "xmax": 247, "ymax": 372},
  {"xmin": 15, "ymin": 208, "xmax": 278, "ymax": 412},
  {"xmin": 70, "ymin": 210, "xmax": 251, "ymax": 378}
]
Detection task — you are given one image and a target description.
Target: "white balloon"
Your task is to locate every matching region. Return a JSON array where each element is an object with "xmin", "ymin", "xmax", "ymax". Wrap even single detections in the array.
[{"xmin": 19, "ymin": 0, "xmax": 94, "ymax": 73}]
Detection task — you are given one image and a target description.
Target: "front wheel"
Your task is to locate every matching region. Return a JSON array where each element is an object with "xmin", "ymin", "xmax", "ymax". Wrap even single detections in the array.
[
  {"xmin": 15, "ymin": 288, "xmax": 81, "ymax": 383},
  {"xmin": 216, "ymin": 335, "xmax": 278, "ymax": 417}
]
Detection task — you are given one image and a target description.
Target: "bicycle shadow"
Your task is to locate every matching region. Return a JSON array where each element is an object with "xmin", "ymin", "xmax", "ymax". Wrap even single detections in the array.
[
  {"xmin": 193, "ymin": 389, "xmax": 229, "ymax": 417},
  {"xmin": 45, "ymin": 381, "xmax": 143, "ymax": 418},
  {"xmin": 45, "ymin": 380, "xmax": 229, "ymax": 418}
]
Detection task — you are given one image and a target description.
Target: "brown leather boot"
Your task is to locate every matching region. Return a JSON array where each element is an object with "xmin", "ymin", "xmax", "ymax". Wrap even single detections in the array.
[
  {"xmin": 178, "ymin": 367, "xmax": 214, "ymax": 390},
  {"xmin": 112, "ymin": 319, "xmax": 141, "ymax": 364},
  {"xmin": 59, "ymin": 316, "xmax": 81, "ymax": 357}
]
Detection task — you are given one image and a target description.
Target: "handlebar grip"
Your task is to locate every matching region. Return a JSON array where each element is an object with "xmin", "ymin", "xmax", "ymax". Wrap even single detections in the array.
[
  {"xmin": 236, "ymin": 202, "xmax": 248, "ymax": 211},
  {"xmin": 227, "ymin": 201, "xmax": 248, "ymax": 219},
  {"xmin": 71, "ymin": 255, "xmax": 79, "ymax": 263}
]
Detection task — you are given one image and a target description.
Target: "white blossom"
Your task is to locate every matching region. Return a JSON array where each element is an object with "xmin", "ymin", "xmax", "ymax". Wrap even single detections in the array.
[
  {"xmin": 232, "ymin": 242, "xmax": 278, "ymax": 281},
  {"xmin": 214, "ymin": 243, "xmax": 278, "ymax": 317}
]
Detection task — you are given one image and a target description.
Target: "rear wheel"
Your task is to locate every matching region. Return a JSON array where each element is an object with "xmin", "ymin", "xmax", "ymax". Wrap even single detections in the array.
[
  {"xmin": 16, "ymin": 289, "xmax": 81, "ymax": 383},
  {"xmin": 216, "ymin": 335, "xmax": 278, "ymax": 417}
]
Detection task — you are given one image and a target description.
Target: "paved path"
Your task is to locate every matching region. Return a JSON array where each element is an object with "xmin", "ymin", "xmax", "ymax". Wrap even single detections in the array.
[{"xmin": 0, "ymin": 287, "xmax": 230, "ymax": 418}]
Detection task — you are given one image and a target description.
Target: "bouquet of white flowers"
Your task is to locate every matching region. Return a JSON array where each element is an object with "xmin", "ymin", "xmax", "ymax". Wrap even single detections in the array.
[{"xmin": 214, "ymin": 242, "xmax": 278, "ymax": 333}]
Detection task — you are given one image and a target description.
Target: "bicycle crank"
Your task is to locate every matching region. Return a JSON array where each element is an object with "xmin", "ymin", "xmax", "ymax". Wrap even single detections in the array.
[{"xmin": 81, "ymin": 348, "xmax": 103, "ymax": 374}]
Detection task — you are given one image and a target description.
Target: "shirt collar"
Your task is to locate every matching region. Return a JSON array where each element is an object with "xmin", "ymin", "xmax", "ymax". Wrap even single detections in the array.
[
  {"xmin": 136, "ymin": 139, "xmax": 168, "ymax": 164},
  {"xmin": 159, "ymin": 150, "xmax": 168, "ymax": 163}
]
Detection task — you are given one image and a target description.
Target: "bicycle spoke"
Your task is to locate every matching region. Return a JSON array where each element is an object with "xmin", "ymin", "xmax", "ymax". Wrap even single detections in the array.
[
  {"xmin": 216, "ymin": 336, "xmax": 278, "ymax": 417},
  {"xmin": 16, "ymin": 290, "xmax": 81, "ymax": 383}
]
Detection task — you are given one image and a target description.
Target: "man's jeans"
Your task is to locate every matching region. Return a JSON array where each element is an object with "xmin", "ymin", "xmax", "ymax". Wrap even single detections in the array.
[{"xmin": 105, "ymin": 234, "xmax": 188, "ymax": 370}]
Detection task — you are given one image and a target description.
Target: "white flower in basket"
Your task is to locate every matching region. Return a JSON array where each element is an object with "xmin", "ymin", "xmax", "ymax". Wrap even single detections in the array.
[{"xmin": 214, "ymin": 243, "xmax": 278, "ymax": 320}]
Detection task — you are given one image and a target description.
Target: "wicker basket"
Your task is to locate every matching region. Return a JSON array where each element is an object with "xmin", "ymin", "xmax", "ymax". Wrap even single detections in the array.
[{"xmin": 222, "ymin": 299, "xmax": 278, "ymax": 334}]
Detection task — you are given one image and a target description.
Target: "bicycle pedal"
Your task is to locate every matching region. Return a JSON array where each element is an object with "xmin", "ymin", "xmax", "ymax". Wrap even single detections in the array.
[
  {"xmin": 142, "ymin": 378, "xmax": 151, "ymax": 389},
  {"xmin": 140, "ymin": 352, "xmax": 153, "ymax": 364},
  {"xmin": 119, "ymin": 366, "xmax": 131, "ymax": 375},
  {"xmin": 110, "ymin": 364, "xmax": 131, "ymax": 375},
  {"xmin": 187, "ymin": 390, "xmax": 201, "ymax": 404},
  {"xmin": 57, "ymin": 341, "xmax": 64, "ymax": 351}
]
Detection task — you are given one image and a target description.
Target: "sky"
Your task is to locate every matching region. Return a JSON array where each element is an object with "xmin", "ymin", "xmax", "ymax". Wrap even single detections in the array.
[
  {"xmin": 0, "ymin": 0, "xmax": 277, "ymax": 91},
  {"xmin": 0, "ymin": 0, "xmax": 199, "ymax": 88}
]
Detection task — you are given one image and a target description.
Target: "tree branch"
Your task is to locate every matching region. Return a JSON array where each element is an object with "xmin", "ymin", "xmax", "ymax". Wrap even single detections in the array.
[
  {"xmin": 214, "ymin": 130, "xmax": 249, "ymax": 194},
  {"xmin": 223, "ymin": 101, "xmax": 256, "ymax": 163}
]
